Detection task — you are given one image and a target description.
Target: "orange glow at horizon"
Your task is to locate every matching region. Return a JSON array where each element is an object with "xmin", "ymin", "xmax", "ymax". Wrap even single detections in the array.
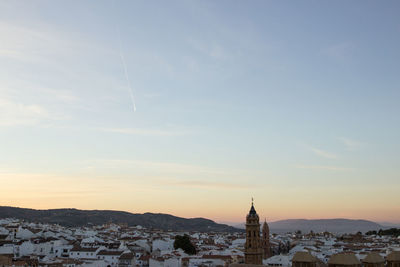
[{"xmin": 1, "ymin": 171, "xmax": 399, "ymax": 224}]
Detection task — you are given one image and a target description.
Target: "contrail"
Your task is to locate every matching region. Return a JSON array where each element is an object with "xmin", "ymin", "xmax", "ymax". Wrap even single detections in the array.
[{"xmin": 114, "ymin": 2, "xmax": 136, "ymax": 112}]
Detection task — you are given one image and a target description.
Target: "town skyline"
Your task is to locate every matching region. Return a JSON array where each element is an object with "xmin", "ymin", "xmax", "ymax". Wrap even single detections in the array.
[
  {"xmin": 1, "ymin": 1, "xmax": 400, "ymax": 223},
  {"xmin": 1, "ymin": 204, "xmax": 399, "ymax": 226}
]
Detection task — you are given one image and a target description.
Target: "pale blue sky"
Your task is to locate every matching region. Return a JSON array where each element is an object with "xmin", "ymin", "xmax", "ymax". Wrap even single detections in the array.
[{"xmin": 0, "ymin": 1, "xmax": 399, "ymax": 222}]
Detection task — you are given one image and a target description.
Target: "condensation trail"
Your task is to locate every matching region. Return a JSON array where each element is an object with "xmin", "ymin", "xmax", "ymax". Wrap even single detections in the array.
[{"xmin": 114, "ymin": 2, "xmax": 136, "ymax": 112}]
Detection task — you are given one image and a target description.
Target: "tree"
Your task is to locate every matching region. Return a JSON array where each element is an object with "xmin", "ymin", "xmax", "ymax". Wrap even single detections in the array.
[
  {"xmin": 375, "ymin": 228, "xmax": 400, "ymax": 236},
  {"xmin": 174, "ymin": 234, "xmax": 196, "ymax": 255},
  {"xmin": 365, "ymin": 230, "xmax": 377, "ymax": 235}
]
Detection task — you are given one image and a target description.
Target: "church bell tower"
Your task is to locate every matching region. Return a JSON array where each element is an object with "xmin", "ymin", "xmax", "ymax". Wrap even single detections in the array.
[
  {"xmin": 262, "ymin": 219, "xmax": 271, "ymax": 259},
  {"xmin": 245, "ymin": 199, "xmax": 263, "ymax": 265}
]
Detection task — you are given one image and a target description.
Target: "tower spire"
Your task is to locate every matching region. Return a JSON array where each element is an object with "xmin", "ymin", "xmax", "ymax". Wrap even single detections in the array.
[
  {"xmin": 262, "ymin": 217, "xmax": 271, "ymax": 259},
  {"xmin": 245, "ymin": 200, "xmax": 262, "ymax": 264}
]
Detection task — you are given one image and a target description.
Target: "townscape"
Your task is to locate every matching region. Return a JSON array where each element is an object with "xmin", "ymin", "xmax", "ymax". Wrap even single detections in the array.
[
  {"xmin": 0, "ymin": 204, "xmax": 399, "ymax": 267},
  {"xmin": 2, "ymin": 1, "xmax": 400, "ymax": 266}
]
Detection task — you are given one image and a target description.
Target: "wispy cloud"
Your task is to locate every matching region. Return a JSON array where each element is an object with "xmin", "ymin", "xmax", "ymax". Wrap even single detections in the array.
[
  {"xmin": 188, "ymin": 39, "xmax": 228, "ymax": 60},
  {"xmin": 85, "ymin": 159, "xmax": 263, "ymax": 180},
  {"xmin": 80, "ymin": 159, "xmax": 261, "ymax": 192},
  {"xmin": 309, "ymin": 147, "xmax": 337, "ymax": 159},
  {"xmin": 338, "ymin": 137, "xmax": 363, "ymax": 151},
  {"xmin": 0, "ymin": 171, "xmax": 124, "ymax": 198},
  {"xmin": 0, "ymin": 19, "xmax": 115, "ymax": 120},
  {"xmin": 0, "ymin": 21, "xmax": 73, "ymax": 63},
  {"xmin": 0, "ymin": 20, "xmax": 109, "ymax": 64},
  {"xmin": 88, "ymin": 159, "xmax": 231, "ymax": 176},
  {"xmin": 321, "ymin": 42, "xmax": 355, "ymax": 61},
  {"xmin": 295, "ymin": 164, "xmax": 353, "ymax": 171},
  {"xmin": 142, "ymin": 92, "xmax": 161, "ymax": 99},
  {"xmin": 159, "ymin": 179, "xmax": 254, "ymax": 190},
  {"xmin": 99, "ymin": 127, "xmax": 191, "ymax": 136},
  {"xmin": 0, "ymin": 49, "xmax": 24, "ymax": 59},
  {"xmin": 0, "ymin": 98, "xmax": 64, "ymax": 127}
]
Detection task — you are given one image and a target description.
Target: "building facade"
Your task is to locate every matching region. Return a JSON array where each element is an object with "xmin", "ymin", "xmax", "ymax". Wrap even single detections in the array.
[{"xmin": 244, "ymin": 201, "xmax": 263, "ymax": 265}]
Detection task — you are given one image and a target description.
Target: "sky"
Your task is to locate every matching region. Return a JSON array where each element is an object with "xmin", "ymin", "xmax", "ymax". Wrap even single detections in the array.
[{"xmin": 0, "ymin": 0, "xmax": 399, "ymax": 224}]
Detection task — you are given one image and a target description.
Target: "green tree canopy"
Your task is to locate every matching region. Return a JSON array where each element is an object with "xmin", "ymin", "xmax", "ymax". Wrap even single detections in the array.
[
  {"xmin": 174, "ymin": 234, "xmax": 196, "ymax": 255},
  {"xmin": 377, "ymin": 228, "xmax": 400, "ymax": 236}
]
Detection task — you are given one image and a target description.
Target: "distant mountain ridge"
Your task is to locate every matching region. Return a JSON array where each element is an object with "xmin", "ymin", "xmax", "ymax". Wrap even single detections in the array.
[
  {"xmin": 0, "ymin": 206, "xmax": 239, "ymax": 232},
  {"xmin": 235, "ymin": 219, "xmax": 382, "ymax": 234},
  {"xmin": 269, "ymin": 219, "xmax": 382, "ymax": 234}
]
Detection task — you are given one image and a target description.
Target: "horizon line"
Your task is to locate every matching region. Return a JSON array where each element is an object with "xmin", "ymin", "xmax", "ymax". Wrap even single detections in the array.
[{"xmin": 2, "ymin": 205, "xmax": 400, "ymax": 225}]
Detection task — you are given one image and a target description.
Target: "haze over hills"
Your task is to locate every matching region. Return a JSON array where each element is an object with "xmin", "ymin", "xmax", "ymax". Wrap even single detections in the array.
[
  {"xmin": 377, "ymin": 222, "xmax": 400, "ymax": 228},
  {"xmin": 1, "ymin": 206, "xmax": 386, "ymax": 234},
  {"xmin": 0, "ymin": 206, "xmax": 239, "ymax": 232},
  {"xmin": 234, "ymin": 219, "xmax": 382, "ymax": 234}
]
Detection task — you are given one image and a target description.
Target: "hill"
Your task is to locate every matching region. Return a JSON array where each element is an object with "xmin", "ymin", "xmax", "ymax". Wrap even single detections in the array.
[
  {"xmin": 269, "ymin": 219, "xmax": 382, "ymax": 234},
  {"xmin": 234, "ymin": 219, "xmax": 382, "ymax": 234},
  {"xmin": 0, "ymin": 206, "xmax": 239, "ymax": 232}
]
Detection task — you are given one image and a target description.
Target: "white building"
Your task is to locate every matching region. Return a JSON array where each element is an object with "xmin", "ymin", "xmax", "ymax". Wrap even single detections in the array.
[
  {"xmin": 69, "ymin": 246, "xmax": 103, "ymax": 259},
  {"xmin": 97, "ymin": 250, "xmax": 124, "ymax": 266}
]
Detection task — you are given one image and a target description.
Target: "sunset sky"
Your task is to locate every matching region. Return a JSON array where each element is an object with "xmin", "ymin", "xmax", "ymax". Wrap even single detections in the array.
[{"xmin": 0, "ymin": 1, "xmax": 399, "ymax": 224}]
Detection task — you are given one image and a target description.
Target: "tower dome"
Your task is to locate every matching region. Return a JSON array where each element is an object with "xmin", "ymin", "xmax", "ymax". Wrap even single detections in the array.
[{"xmin": 247, "ymin": 199, "xmax": 260, "ymax": 222}]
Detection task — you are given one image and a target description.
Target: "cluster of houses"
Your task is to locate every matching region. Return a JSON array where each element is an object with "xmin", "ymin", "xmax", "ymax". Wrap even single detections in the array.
[
  {"xmin": 0, "ymin": 218, "xmax": 399, "ymax": 267},
  {"xmin": 263, "ymin": 231, "xmax": 400, "ymax": 267}
]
